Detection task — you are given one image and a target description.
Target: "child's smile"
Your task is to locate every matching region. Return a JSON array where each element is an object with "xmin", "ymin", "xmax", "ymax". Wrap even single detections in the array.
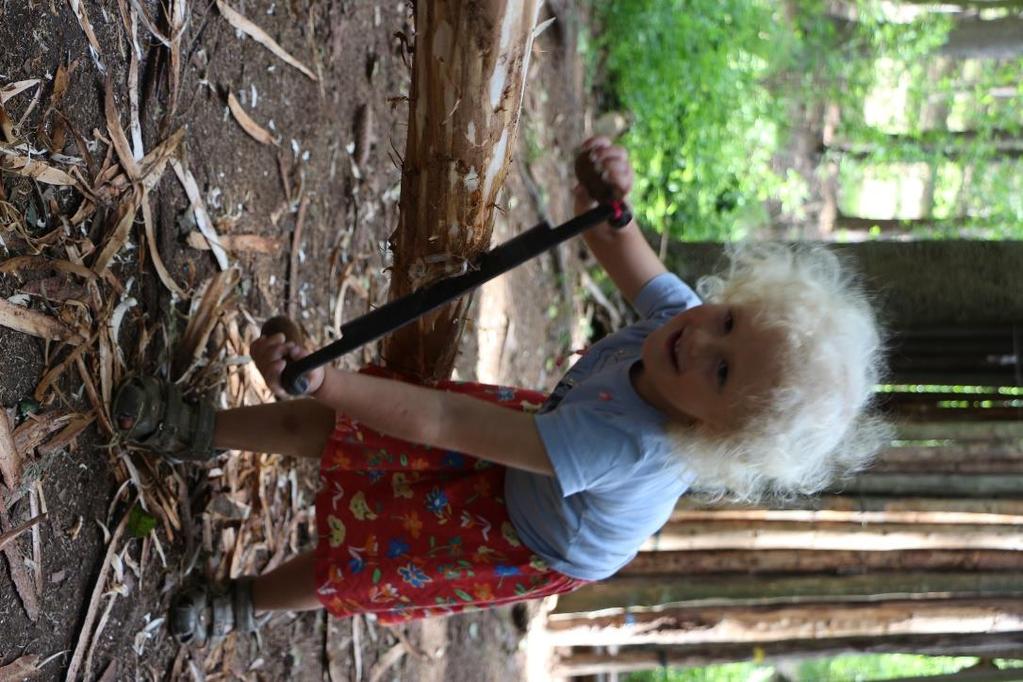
[
  {"xmin": 666, "ymin": 328, "xmax": 683, "ymax": 371},
  {"xmin": 632, "ymin": 303, "xmax": 784, "ymax": 431}
]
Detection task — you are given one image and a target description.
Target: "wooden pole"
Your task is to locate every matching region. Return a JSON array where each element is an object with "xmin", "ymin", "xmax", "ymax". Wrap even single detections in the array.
[
  {"xmin": 671, "ymin": 496, "xmax": 1023, "ymax": 524},
  {"xmin": 615, "ymin": 548, "xmax": 1023, "ymax": 578},
  {"xmin": 641, "ymin": 519, "xmax": 1023, "ymax": 552},
  {"xmin": 842, "ymin": 473, "xmax": 1023, "ymax": 498},
  {"xmin": 383, "ymin": 0, "xmax": 542, "ymax": 379},
  {"xmin": 545, "ymin": 598, "xmax": 1023, "ymax": 647},
  {"xmin": 553, "ymin": 571, "xmax": 1023, "ymax": 615}
]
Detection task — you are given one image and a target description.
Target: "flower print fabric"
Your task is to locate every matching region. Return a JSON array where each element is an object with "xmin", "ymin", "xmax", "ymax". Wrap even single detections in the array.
[{"xmin": 314, "ymin": 367, "xmax": 588, "ymax": 623}]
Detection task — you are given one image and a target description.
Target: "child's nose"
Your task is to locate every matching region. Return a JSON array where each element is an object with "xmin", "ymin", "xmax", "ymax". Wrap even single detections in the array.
[{"xmin": 688, "ymin": 327, "xmax": 716, "ymax": 358}]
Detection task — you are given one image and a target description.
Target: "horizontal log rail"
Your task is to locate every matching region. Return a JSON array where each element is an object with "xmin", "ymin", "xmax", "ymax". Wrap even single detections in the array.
[
  {"xmin": 895, "ymin": 421, "xmax": 1023, "ymax": 441},
  {"xmin": 643, "ymin": 520, "xmax": 1023, "ymax": 552},
  {"xmin": 617, "ymin": 548, "xmax": 1023, "ymax": 577},
  {"xmin": 840, "ymin": 473, "xmax": 1023, "ymax": 498},
  {"xmin": 554, "ymin": 571, "xmax": 1023, "ymax": 615},
  {"xmin": 545, "ymin": 598, "xmax": 1023, "ymax": 647},
  {"xmin": 674, "ymin": 496, "xmax": 1023, "ymax": 519},
  {"xmin": 552, "ymin": 632, "xmax": 1023, "ymax": 677},
  {"xmin": 669, "ymin": 504, "xmax": 1023, "ymax": 525}
]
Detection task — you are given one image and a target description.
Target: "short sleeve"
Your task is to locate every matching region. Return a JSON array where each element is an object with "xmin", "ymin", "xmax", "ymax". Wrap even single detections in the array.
[
  {"xmin": 534, "ymin": 404, "xmax": 639, "ymax": 497},
  {"xmin": 632, "ymin": 273, "xmax": 701, "ymax": 320}
]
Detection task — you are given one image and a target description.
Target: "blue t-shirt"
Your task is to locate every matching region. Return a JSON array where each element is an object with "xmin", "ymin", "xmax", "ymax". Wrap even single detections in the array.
[{"xmin": 504, "ymin": 273, "xmax": 700, "ymax": 581}]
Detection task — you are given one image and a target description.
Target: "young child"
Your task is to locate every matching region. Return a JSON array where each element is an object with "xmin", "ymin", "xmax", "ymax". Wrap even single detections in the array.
[{"xmin": 113, "ymin": 137, "xmax": 888, "ymax": 644}]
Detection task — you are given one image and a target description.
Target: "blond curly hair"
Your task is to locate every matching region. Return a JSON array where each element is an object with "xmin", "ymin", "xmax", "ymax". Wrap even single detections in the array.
[{"xmin": 667, "ymin": 242, "xmax": 891, "ymax": 503}]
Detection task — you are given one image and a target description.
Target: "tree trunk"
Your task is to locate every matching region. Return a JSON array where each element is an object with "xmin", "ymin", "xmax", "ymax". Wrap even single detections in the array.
[
  {"xmin": 545, "ymin": 598, "xmax": 1023, "ymax": 647},
  {"xmin": 383, "ymin": 1, "xmax": 542, "ymax": 379}
]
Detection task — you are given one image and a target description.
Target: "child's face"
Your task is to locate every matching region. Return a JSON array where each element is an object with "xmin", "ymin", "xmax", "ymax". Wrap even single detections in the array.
[{"xmin": 637, "ymin": 303, "xmax": 784, "ymax": 431}]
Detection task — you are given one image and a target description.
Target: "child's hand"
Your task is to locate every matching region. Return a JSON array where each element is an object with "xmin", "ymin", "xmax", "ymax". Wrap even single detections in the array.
[
  {"xmin": 251, "ymin": 333, "xmax": 326, "ymax": 398},
  {"xmin": 574, "ymin": 136, "xmax": 634, "ymax": 215}
]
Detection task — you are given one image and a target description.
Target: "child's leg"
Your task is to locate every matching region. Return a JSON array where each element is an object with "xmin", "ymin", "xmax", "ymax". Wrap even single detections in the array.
[
  {"xmin": 213, "ymin": 399, "xmax": 336, "ymax": 459},
  {"xmin": 251, "ymin": 551, "xmax": 322, "ymax": 612}
]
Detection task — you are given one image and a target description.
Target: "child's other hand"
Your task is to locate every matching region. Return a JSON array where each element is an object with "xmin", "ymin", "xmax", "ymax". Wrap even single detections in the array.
[
  {"xmin": 574, "ymin": 136, "xmax": 634, "ymax": 214},
  {"xmin": 251, "ymin": 333, "xmax": 326, "ymax": 398}
]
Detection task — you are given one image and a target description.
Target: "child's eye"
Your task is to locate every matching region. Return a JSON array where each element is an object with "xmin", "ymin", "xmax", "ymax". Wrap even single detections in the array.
[
  {"xmin": 724, "ymin": 310, "xmax": 735, "ymax": 333},
  {"xmin": 717, "ymin": 360, "xmax": 729, "ymax": 387}
]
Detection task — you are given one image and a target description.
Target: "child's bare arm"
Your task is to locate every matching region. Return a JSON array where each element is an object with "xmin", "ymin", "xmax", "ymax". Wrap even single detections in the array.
[
  {"xmin": 312, "ymin": 368, "xmax": 554, "ymax": 476},
  {"xmin": 250, "ymin": 334, "xmax": 553, "ymax": 475},
  {"xmin": 577, "ymin": 138, "xmax": 666, "ymax": 305}
]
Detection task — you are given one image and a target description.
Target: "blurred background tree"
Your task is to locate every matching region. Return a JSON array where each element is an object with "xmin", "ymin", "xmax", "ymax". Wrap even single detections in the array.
[{"xmin": 592, "ymin": 0, "xmax": 1023, "ymax": 242}]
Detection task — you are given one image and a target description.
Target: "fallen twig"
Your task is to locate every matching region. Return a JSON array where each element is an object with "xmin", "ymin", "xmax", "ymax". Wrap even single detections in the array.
[
  {"xmin": 66, "ymin": 0, "xmax": 106, "ymax": 73},
  {"xmin": 141, "ymin": 192, "xmax": 188, "ymax": 299},
  {"xmin": 29, "ymin": 485, "xmax": 43, "ymax": 594},
  {"xmin": 288, "ymin": 194, "xmax": 310, "ymax": 320},
  {"xmin": 367, "ymin": 642, "xmax": 407, "ymax": 682},
  {"xmin": 0, "ymin": 512, "xmax": 47, "ymax": 552},
  {"xmin": 91, "ymin": 187, "xmax": 142, "ymax": 274},
  {"xmin": 0, "ymin": 497, "xmax": 39, "ymax": 621},
  {"xmin": 33, "ymin": 341, "xmax": 92, "ymax": 402},
  {"xmin": 352, "ymin": 614, "xmax": 363, "ymax": 682},
  {"xmin": 0, "ymin": 408, "xmax": 21, "ymax": 489},
  {"xmin": 64, "ymin": 499, "xmax": 134, "ymax": 682},
  {"xmin": 104, "ymin": 78, "xmax": 140, "ymax": 180},
  {"xmin": 171, "ymin": 159, "xmax": 230, "ymax": 270},
  {"xmin": 174, "ymin": 269, "xmax": 239, "ymax": 378},
  {"xmin": 0, "ymin": 79, "xmax": 40, "ymax": 104},
  {"xmin": 227, "ymin": 92, "xmax": 277, "ymax": 146},
  {"xmin": 186, "ymin": 231, "xmax": 284, "ymax": 255},
  {"xmin": 215, "ymin": 0, "xmax": 318, "ymax": 80},
  {"xmin": 0, "ymin": 654, "xmax": 40, "ymax": 681},
  {"xmin": 0, "ymin": 298, "xmax": 77, "ymax": 343},
  {"xmin": 0, "ymin": 152, "xmax": 79, "ymax": 186}
]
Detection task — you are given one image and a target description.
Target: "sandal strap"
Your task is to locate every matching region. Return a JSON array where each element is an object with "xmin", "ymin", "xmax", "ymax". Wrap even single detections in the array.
[
  {"xmin": 210, "ymin": 591, "xmax": 234, "ymax": 639},
  {"xmin": 232, "ymin": 578, "xmax": 258, "ymax": 633},
  {"xmin": 169, "ymin": 579, "xmax": 260, "ymax": 646},
  {"xmin": 169, "ymin": 585, "xmax": 211, "ymax": 646},
  {"xmin": 114, "ymin": 377, "xmax": 215, "ymax": 461}
]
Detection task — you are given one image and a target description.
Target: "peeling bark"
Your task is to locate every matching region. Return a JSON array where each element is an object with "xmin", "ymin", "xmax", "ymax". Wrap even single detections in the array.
[{"xmin": 383, "ymin": 0, "xmax": 542, "ymax": 379}]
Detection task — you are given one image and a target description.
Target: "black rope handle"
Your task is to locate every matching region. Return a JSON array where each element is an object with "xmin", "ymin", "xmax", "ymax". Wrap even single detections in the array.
[{"xmin": 266, "ymin": 199, "xmax": 631, "ymax": 395}]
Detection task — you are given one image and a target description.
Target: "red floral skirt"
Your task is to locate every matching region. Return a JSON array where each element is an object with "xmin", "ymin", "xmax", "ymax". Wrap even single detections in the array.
[{"xmin": 313, "ymin": 369, "xmax": 588, "ymax": 623}]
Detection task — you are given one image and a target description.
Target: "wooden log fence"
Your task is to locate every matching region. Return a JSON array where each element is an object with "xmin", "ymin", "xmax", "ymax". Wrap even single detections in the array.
[{"xmin": 550, "ymin": 413, "xmax": 1023, "ymax": 676}]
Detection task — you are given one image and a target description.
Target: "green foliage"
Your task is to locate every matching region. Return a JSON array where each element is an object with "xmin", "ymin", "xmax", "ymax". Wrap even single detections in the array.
[
  {"xmin": 127, "ymin": 504, "xmax": 157, "ymax": 538},
  {"xmin": 590, "ymin": 1, "xmax": 1023, "ymax": 241},
  {"xmin": 797, "ymin": 653, "xmax": 976, "ymax": 680},
  {"xmin": 624, "ymin": 662, "xmax": 773, "ymax": 682},
  {"xmin": 595, "ymin": 0, "xmax": 791, "ymax": 240}
]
